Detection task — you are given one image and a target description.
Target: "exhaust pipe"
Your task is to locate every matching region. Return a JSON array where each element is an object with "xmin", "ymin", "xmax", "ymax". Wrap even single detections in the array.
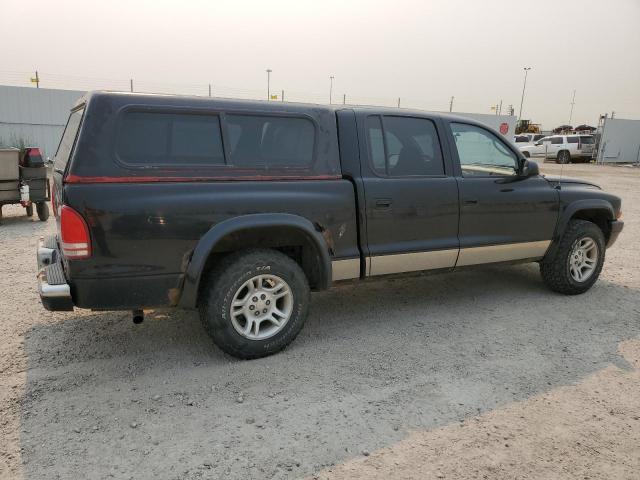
[{"xmin": 132, "ymin": 309, "xmax": 144, "ymax": 324}]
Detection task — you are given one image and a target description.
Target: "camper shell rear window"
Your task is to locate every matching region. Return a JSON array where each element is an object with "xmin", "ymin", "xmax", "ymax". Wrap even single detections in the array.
[{"xmin": 54, "ymin": 107, "xmax": 84, "ymax": 173}]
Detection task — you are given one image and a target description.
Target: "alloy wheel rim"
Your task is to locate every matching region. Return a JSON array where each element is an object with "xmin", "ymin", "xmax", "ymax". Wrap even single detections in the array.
[
  {"xmin": 568, "ymin": 236, "xmax": 598, "ymax": 283},
  {"xmin": 230, "ymin": 274, "xmax": 293, "ymax": 340}
]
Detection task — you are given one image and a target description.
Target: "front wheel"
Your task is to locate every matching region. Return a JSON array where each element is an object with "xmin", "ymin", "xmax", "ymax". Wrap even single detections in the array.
[
  {"xmin": 522, "ymin": 151, "xmax": 531, "ymax": 158},
  {"xmin": 25, "ymin": 204, "xmax": 33, "ymax": 217},
  {"xmin": 540, "ymin": 220, "xmax": 605, "ymax": 295},
  {"xmin": 199, "ymin": 249, "xmax": 310, "ymax": 359}
]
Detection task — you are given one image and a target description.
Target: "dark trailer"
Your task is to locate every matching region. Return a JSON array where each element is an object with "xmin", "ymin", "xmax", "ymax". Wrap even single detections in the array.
[{"xmin": 0, "ymin": 147, "xmax": 50, "ymax": 222}]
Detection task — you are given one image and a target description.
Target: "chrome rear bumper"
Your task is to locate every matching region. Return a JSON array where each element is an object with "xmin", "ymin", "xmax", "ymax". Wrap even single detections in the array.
[{"xmin": 37, "ymin": 236, "xmax": 74, "ymax": 311}]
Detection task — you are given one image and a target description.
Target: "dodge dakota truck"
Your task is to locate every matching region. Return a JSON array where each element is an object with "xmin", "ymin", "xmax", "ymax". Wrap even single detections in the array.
[{"xmin": 37, "ymin": 92, "xmax": 624, "ymax": 359}]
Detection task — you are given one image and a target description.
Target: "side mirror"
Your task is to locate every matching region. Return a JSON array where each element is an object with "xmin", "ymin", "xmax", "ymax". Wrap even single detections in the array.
[{"xmin": 521, "ymin": 159, "xmax": 539, "ymax": 177}]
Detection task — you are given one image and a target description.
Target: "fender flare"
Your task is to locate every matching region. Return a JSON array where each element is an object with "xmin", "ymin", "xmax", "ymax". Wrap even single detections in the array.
[
  {"xmin": 546, "ymin": 199, "xmax": 614, "ymax": 258},
  {"xmin": 178, "ymin": 213, "xmax": 332, "ymax": 308}
]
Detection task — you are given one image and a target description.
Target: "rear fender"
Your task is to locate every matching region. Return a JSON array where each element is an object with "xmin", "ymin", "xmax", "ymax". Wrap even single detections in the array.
[{"xmin": 178, "ymin": 213, "xmax": 332, "ymax": 308}]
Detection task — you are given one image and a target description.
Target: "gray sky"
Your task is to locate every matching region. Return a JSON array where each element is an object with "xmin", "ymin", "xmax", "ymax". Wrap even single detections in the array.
[{"xmin": 2, "ymin": 0, "xmax": 639, "ymax": 127}]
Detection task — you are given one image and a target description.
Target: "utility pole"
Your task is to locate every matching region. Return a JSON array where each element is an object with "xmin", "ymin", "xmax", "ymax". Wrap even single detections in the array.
[
  {"xmin": 31, "ymin": 70, "xmax": 40, "ymax": 88},
  {"xmin": 130, "ymin": 79, "xmax": 133, "ymax": 93},
  {"xmin": 343, "ymin": 93, "xmax": 346, "ymax": 105},
  {"xmin": 329, "ymin": 76, "xmax": 334, "ymax": 104},
  {"xmin": 397, "ymin": 97, "xmax": 401, "ymax": 108},
  {"xmin": 208, "ymin": 84, "xmax": 212, "ymax": 97},
  {"xmin": 568, "ymin": 90, "xmax": 576, "ymax": 124},
  {"xmin": 281, "ymin": 89, "xmax": 284, "ymax": 102},
  {"xmin": 518, "ymin": 67, "xmax": 532, "ymax": 121},
  {"xmin": 498, "ymin": 99, "xmax": 502, "ymax": 115},
  {"xmin": 266, "ymin": 69, "xmax": 272, "ymax": 100},
  {"xmin": 449, "ymin": 96, "xmax": 454, "ymax": 112}
]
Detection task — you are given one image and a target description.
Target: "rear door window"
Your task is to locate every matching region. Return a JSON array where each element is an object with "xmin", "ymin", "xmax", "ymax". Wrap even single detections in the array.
[
  {"xmin": 225, "ymin": 115, "xmax": 315, "ymax": 168},
  {"xmin": 117, "ymin": 112, "xmax": 225, "ymax": 166},
  {"xmin": 567, "ymin": 137, "xmax": 579, "ymax": 144},
  {"xmin": 54, "ymin": 108, "xmax": 84, "ymax": 173},
  {"xmin": 366, "ymin": 115, "xmax": 444, "ymax": 176}
]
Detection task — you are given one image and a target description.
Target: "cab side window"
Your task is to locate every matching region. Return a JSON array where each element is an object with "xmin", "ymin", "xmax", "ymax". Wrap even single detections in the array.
[
  {"xmin": 366, "ymin": 115, "xmax": 444, "ymax": 177},
  {"xmin": 450, "ymin": 122, "xmax": 519, "ymax": 177}
]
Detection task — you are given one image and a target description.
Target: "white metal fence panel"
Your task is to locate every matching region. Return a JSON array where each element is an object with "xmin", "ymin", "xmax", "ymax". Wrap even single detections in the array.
[
  {"xmin": 597, "ymin": 118, "xmax": 640, "ymax": 164},
  {"xmin": 0, "ymin": 85, "xmax": 84, "ymax": 159},
  {"xmin": 453, "ymin": 113, "xmax": 516, "ymax": 140}
]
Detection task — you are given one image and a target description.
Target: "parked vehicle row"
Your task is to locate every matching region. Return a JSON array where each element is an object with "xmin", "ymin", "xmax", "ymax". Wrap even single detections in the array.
[
  {"xmin": 37, "ymin": 92, "xmax": 623, "ymax": 359},
  {"xmin": 518, "ymin": 135, "xmax": 595, "ymax": 163},
  {"xmin": 514, "ymin": 133, "xmax": 545, "ymax": 144}
]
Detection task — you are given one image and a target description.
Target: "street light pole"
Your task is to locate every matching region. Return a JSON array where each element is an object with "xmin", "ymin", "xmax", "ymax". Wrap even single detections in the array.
[
  {"xmin": 518, "ymin": 67, "xmax": 531, "ymax": 121},
  {"xmin": 266, "ymin": 69, "xmax": 272, "ymax": 100},
  {"xmin": 569, "ymin": 89, "xmax": 576, "ymax": 124},
  {"xmin": 329, "ymin": 76, "xmax": 334, "ymax": 104}
]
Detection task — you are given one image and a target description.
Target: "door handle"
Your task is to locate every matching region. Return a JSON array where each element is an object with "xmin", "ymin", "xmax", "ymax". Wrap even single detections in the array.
[
  {"xmin": 375, "ymin": 198, "xmax": 392, "ymax": 209},
  {"xmin": 463, "ymin": 198, "xmax": 478, "ymax": 205}
]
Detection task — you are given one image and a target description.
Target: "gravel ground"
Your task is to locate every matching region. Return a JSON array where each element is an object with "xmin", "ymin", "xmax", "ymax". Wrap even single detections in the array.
[{"xmin": 0, "ymin": 163, "xmax": 639, "ymax": 480}]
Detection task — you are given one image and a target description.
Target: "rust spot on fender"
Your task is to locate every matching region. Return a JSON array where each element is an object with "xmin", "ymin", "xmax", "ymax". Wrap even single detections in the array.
[{"xmin": 167, "ymin": 288, "xmax": 181, "ymax": 306}]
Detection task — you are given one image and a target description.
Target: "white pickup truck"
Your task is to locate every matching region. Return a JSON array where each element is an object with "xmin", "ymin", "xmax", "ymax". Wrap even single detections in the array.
[{"xmin": 518, "ymin": 135, "xmax": 595, "ymax": 163}]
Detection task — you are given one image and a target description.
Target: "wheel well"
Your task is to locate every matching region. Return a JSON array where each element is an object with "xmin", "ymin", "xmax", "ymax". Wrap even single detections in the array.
[
  {"xmin": 570, "ymin": 209, "xmax": 611, "ymax": 241},
  {"xmin": 201, "ymin": 226, "xmax": 326, "ymax": 290}
]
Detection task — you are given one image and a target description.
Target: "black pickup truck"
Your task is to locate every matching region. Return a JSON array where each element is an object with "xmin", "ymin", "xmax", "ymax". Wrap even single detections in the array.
[{"xmin": 37, "ymin": 92, "xmax": 623, "ymax": 359}]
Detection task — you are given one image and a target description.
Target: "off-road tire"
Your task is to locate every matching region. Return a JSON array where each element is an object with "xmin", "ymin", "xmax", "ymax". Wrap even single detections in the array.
[
  {"xmin": 557, "ymin": 150, "xmax": 571, "ymax": 164},
  {"xmin": 199, "ymin": 249, "xmax": 310, "ymax": 359},
  {"xmin": 25, "ymin": 204, "xmax": 33, "ymax": 217},
  {"xmin": 36, "ymin": 202, "xmax": 49, "ymax": 221},
  {"xmin": 540, "ymin": 220, "xmax": 605, "ymax": 295}
]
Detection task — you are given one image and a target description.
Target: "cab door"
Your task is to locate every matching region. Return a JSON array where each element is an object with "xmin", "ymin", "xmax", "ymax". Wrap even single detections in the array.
[
  {"xmin": 358, "ymin": 114, "xmax": 459, "ymax": 276},
  {"xmin": 444, "ymin": 121, "xmax": 559, "ymax": 266}
]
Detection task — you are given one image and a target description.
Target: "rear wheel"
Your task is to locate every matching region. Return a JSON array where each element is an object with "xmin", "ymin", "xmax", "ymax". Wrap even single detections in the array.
[
  {"xmin": 540, "ymin": 220, "xmax": 605, "ymax": 295},
  {"xmin": 36, "ymin": 202, "xmax": 49, "ymax": 221},
  {"xmin": 557, "ymin": 150, "xmax": 571, "ymax": 164},
  {"xmin": 199, "ymin": 249, "xmax": 310, "ymax": 359}
]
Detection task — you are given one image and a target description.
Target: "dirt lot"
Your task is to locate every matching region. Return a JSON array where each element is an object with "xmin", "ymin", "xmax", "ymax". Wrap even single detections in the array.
[{"xmin": 1, "ymin": 163, "xmax": 639, "ymax": 480}]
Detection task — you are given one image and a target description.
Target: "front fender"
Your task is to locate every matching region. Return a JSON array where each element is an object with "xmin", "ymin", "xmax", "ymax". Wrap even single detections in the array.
[
  {"xmin": 555, "ymin": 199, "xmax": 614, "ymax": 239},
  {"xmin": 178, "ymin": 213, "xmax": 332, "ymax": 308}
]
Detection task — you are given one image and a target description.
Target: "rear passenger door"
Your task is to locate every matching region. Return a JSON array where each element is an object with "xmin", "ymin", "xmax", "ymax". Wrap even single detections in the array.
[{"xmin": 358, "ymin": 114, "xmax": 459, "ymax": 276}]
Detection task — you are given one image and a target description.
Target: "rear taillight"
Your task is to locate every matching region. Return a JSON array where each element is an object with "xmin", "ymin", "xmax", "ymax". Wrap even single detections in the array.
[{"xmin": 60, "ymin": 205, "xmax": 91, "ymax": 259}]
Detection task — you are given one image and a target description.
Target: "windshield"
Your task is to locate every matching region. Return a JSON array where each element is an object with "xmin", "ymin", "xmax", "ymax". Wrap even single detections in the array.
[{"xmin": 54, "ymin": 108, "xmax": 84, "ymax": 174}]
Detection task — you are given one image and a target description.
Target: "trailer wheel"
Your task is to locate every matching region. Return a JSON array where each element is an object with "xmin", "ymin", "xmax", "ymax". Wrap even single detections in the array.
[
  {"xmin": 36, "ymin": 202, "xmax": 49, "ymax": 222},
  {"xmin": 25, "ymin": 204, "xmax": 34, "ymax": 217}
]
